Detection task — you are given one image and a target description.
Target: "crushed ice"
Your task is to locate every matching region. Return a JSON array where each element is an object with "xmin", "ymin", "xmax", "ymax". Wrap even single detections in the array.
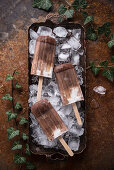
[{"xmin": 29, "ymin": 26, "xmax": 85, "ymax": 151}]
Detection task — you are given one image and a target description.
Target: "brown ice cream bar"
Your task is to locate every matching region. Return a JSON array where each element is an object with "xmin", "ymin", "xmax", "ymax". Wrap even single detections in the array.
[
  {"xmin": 31, "ymin": 99, "xmax": 68, "ymax": 141},
  {"xmin": 54, "ymin": 63, "xmax": 84, "ymax": 105},
  {"xmin": 31, "ymin": 36, "xmax": 56, "ymax": 78}
]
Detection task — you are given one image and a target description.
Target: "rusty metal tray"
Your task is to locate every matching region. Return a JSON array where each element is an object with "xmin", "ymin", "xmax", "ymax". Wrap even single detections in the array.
[{"xmin": 28, "ymin": 19, "xmax": 86, "ymax": 160}]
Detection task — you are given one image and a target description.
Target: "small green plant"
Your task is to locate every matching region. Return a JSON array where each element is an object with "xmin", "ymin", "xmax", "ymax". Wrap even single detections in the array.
[{"xmin": 2, "ymin": 71, "xmax": 35, "ymax": 169}]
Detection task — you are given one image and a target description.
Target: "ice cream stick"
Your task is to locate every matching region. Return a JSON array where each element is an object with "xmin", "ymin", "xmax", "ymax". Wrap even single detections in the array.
[
  {"xmin": 72, "ymin": 103, "xmax": 82, "ymax": 126},
  {"xmin": 37, "ymin": 76, "xmax": 43, "ymax": 101},
  {"xmin": 59, "ymin": 136, "xmax": 74, "ymax": 157}
]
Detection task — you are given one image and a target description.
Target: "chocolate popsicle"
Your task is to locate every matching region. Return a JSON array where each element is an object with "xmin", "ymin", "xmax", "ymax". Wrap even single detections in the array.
[
  {"xmin": 31, "ymin": 36, "xmax": 56, "ymax": 101},
  {"xmin": 54, "ymin": 63, "xmax": 84, "ymax": 125},
  {"xmin": 31, "ymin": 99, "xmax": 74, "ymax": 156}
]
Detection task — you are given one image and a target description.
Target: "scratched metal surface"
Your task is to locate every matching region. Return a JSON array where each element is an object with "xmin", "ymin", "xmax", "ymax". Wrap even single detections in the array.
[{"xmin": 0, "ymin": 0, "xmax": 114, "ymax": 170}]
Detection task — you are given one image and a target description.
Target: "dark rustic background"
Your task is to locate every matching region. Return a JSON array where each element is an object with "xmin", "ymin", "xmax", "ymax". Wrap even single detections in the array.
[{"xmin": 0, "ymin": 0, "xmax": 114, "ymax": 170}]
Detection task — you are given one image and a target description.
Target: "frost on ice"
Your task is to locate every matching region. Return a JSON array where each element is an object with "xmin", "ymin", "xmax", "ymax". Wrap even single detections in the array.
[
  {"xmin": 58, "ymin": 53, "xmax": 70, "ymax": 62},
  {"xmin": 37, "ymin": 26, "xmax": 52, "ymax": 37},
  {"xmin": 29, "ymin": 40, "xmax": 36, "ymax": 55},
  {"xmin": 53, "ymin": 27, "xmax": 68, "ymax": 37},
  {"xmin": 93, "ymin": 86, "xmax": 106, "ymax": 94},
  {"xmin": 30, "ymin": 29, "xmax": 39, "ymax": 40},
  {"xmin": 68, "ymin": 137, "xmax": 80, "ymax": 151},
  {"xmin": 29, "ymin": 27, "xmax": 85, "ymax": 151}
]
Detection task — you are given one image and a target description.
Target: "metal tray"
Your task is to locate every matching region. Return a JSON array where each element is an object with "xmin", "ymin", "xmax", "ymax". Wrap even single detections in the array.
[{"xmin": 28, "ymin": 19, "xmax": 86, "ymax": 160}]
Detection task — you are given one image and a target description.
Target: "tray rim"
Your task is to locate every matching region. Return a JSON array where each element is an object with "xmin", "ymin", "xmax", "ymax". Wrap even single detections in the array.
[{"xmin": 28, "ymin": 19, "xmax": 87, "ymax": 160}]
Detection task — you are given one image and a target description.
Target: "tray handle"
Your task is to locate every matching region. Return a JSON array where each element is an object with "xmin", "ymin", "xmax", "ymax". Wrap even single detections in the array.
[
  {"xmin": 46, "ymin": 153, "xmax": 66, "ymax": 160},
  {"xmin": 46, "ymin": 13, "xmax": 67, "ymax": 24}
]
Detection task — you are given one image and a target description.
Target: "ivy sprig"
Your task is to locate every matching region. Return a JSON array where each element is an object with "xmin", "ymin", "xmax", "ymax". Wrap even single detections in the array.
[
  {"xmin": 89, "ymin": 61, "xmax": 114, "ymax": 82},
  {"xmin": 7, "ymin": 127, "xmax": 19, "ymax": 140},
  {"xmin": 19, "ymin": 117, "xmax": 28, "ymax": 125},
  {"xmin": 33, "ymin": 0, "xmax": 52, "ymax": 11},
  {"xmin": 6, "ymin": 110, "xmax": 17, "ymax": 121},
  {"xmin": 2, "ymin": 94, "xmax": 13, "ymax": 101},
  {"xmin": 2, "ymin": 72, "xmax": 35, "ymax": 169},
  {"xmin": 11, "ymin": 141, "xmax": 22, "ymax": 150}
]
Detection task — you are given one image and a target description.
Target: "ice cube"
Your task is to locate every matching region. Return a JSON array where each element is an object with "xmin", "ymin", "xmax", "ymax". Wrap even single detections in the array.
[
  {"xmin": 37, "ymin": 26, "xmax": 52, "ymax": 36},
  {"xmin": 72, "ymin": 29, "xmax": 81, "ymax": 41},
  {"xmin": 30, "ymin": 29, "xmax": 39, "ymax": 40},
  {"xmin": 71, "ymin": 53, "xmax": 80, "ymax": 65},
  {"xmin": 61, "ymin": 43, "xmax": 71, "ymax": 49},
  {"xmin": 55, "ymin": 44, "xmax": 62, "ymax": 56},
  {"xmin": 67, "ymin": 117, "xmax": 76, "ymax": 129},
  {"xmin": 68, "ymin": 137, "xmax": 80, "ymax": 151},
  {"xmin": 30, "ymin": 113, "xmax": 39, "ymax": 127},
  {"xmin": 58, "ymin": 53, "xmax": 70, "ymax": 62},
  {"xmin": 67, "ymin": 37, "xmax": 81, "ymax": 50},
  {"xmin": 42, "ymin": 81, "xmax": 62, "ymax": 111},
  {"xmin": 58, "ymin": 105, "xmax": 73, "ymax": 116},
  {"xmin": 28, "ymin": 96, "xmax": 37, "ymax": 107},
  {"xmin": 29, "ymin": 84, "xmax": 38, "ymax": 97},
  {"xmin": 78, "ymin": 48, "xmax": 84, "ymax": 56},
  {"xmin": 53, "ymin": 27, "xmax": 68, "ymax": 37},
  {"xmin": 93, "ymin": 86, "xmax": 106, "ymax": 95},
  {"xmin": 77, "ymin": 75, "xmax": 83, "ymax": 85},
  {"xmin": 29, "ymin": 40, "xmax": 36, "ymax": 55},
  {"xmin": 75, "ymin": 66, "xmax": 84, "ymax": 75},
  {"xmin": 69, "ymin": 125, "xmax": 84, "ymax": 136},
  {"xmin": 32, "ymin": 125, "xmax": 58, "ymax": 148}
]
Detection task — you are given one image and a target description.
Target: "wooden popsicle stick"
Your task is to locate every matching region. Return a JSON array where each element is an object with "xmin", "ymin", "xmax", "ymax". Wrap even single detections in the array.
[
  {"xmin": 59, "ymin": 136, "xmax": 74, "ymax": 157},
  {"xmin": 72, "ymin": 103, "xmax": 82, "ymax": 126},
  {"xmin": 37, "ymin": 76, "xmax": 43, "ymax": 101}
]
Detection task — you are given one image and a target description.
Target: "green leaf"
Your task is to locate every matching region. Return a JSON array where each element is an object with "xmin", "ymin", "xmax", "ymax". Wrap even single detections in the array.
[
  {"xmin": 100, "ymin": 60, "xmax": 108, "ymax": 68},
  {"xmin": 15, "ymin": 82, "xmax": 22, "ymax": 89},
  {"xmin": 33, "ymin": 0, "xmax": 52, "ymax": 11},
  {"xmin": 15, "ymin": 102, "xmax": 22, "ymax": 110},
  {"xmin": 7, "ymin": 127, "xmax": 19, "ymax": 140},
  {"xmin": 64, "ymin": 9, "xmax": 74, "ymax": 19},
  {"xmin": 2, "ymin": 94, "xmax": 12, "ymax": 101},
  {"xmin": 84, "ymin": 16, "xmax": 94, "ymax": 25},
  {"xmin": 97, "ymin": 22, "xmax": 111, "ymax": 37},
  {"xmin": 58, "ymin": 4, "xmax": 74, "ymax": 19},
  {"xmin": 6, "ymin": 74, "xmax": 14, "ymax": 81},
  {"xmin": 22, "ymin": 133, "xmax": 28, "ymax": 141},
  {"xmin": 82, "ymin": 11, "xmax": 88, "ymax": 20},
  {"xmin": 86, "ymin": 26, "xmax": 98, "ymax": 41},
  {"xmin": 6, "ymin": 110, "xmax": 17, "ymax": 121},
  {"xmin": 11, "ymin": 141, "xmax": 22, "ymax": 150},
  {"xmin": 14, "ymin": 153, "xmax": 26, "ymax": 164},
  {"xmin": 58, "ymin": 4, "xmax": 67, "ymax": 14},
  {"xmin": 25, "ymin": 144, "xmax": 31, "ymax": 155},
  {"xmin": 102, "ymin": 68, "xmax": 114, "ymax": 82},
  {"xmin": 91, "ymin": 67, "xmax": 100, "ymax": 76},
  {"xmin": 107, "ymin": 40, "xmax": 114, "ymax": 48},
  {"xmin": 105, "ymin": 29, "xmax": 111, "ymax": 37},
  {"xmin": 26, "ymin": 162, "xmax": 35, "ymax": 170},
  {"xmin": 19, "ymin": 117, "xmax": 28, "ymax": 125},
  {"xmin": 112, "ymin": 56, "xmax": 114, "ymax": 63},
  {"xmin": 90, "ymin": 61, "xmax": 95, "ymax": 67},
  {"xmin": 111, "ymin": 33, "xmax": 114, "ymax": 40},
  {"xmin": 72, "ymin": 0, "xmax": 88, "ymax": 11}
]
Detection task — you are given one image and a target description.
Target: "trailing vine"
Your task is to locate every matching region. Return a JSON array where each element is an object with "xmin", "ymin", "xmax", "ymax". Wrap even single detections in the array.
[{"xmin": 2, "ymin": 72, "xmax": 35, "ymax": 170}]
